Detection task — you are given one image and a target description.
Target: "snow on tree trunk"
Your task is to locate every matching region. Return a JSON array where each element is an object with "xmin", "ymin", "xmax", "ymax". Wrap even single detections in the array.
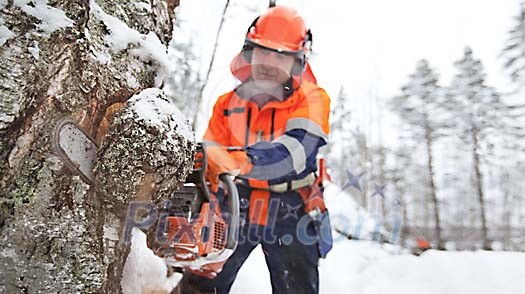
[{"xmin": 0, "ymin": 1, "xmax": 187, "ymax": 292}]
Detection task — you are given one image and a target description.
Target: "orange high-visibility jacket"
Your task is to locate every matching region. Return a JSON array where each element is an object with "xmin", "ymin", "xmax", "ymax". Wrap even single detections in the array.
[{"xmin": 204, "ymin": 79, "xmax": 330, "ymax": 184}]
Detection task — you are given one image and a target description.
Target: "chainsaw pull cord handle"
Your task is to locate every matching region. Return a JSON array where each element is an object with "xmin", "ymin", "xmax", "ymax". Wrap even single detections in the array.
[{"xmin": 219, "ymin": 173, "xmax": 239, "ymax": 251}]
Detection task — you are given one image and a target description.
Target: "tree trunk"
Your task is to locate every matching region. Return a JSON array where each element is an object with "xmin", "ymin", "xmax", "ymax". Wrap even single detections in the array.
[
  {"xmin": 502, "ymin": 172, "xmax": 512, "ymax": 250},
  {"xmin": 472, "ymin": 126, "xmax": 490, "ymax": 250},
  {"xmin": 0, "ymin": 0, "xmax": 182, "ymax": 292},
  {"xmin": 425, "ymin": 123, "xmax": 443, "ymax": 249}
]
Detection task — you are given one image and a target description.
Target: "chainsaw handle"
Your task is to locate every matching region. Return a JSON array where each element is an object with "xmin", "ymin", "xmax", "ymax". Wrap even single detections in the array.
[{"xmin": 219, "ymin": 173, "xmax": 239, "ymax": 251}]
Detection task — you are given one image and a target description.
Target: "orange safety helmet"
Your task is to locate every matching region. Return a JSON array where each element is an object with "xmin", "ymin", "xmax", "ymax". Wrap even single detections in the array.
[
  {"xmin": 246, "ymin": 6, "xmax": 311, "ymax": 54},
  {"xmin": 232, "ymin": 6, "xmax": 314, "ymax": 82}
]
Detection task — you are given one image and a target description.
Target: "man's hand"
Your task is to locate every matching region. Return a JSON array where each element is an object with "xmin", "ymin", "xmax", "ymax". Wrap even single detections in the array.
[
  {"xmin": 206, "ymin": 146, "xmax": 238, "ymax": 192},
  {"xmin": 229, "ymin": 150, "xmax": 252, "ymax": 175},
  {"xmin": 298, "ymin": 180, "xmax": 326, "ymax": 217},
  {"xmin": 205, "ymin": 146, "xmax": 252, "ymax": 192}
]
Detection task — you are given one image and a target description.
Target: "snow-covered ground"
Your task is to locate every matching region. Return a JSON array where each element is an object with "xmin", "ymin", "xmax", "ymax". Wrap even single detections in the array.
[
  {"xmin": 123, "ymin": 182, "xmax": 525, "ymax": 294},
  {"xmin": 233, "ymin": 240, "xmax": 525, "ymax": 294},
  {"xmin": 124, "ymin": 229, "xmax": 525, "ymax": 294}
]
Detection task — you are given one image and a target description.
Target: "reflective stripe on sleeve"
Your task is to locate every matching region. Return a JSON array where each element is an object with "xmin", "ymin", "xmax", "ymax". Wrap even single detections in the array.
[
  {"xmin": 273, "ymin": 134, "xmax": 307, "ymax": 174},
  {"xmin": 285, "ymin": 118, "xmax": 328, "ymax": 141}
]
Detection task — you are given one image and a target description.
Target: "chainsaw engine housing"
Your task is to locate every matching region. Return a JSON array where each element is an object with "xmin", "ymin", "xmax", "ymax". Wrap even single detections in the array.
[{"xmin": 146, "ymin": 144, "xmax": 239, "ymax": 275}]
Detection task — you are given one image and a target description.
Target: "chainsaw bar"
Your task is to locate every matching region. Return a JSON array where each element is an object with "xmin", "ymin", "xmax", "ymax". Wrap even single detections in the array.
[{"xmin": 53, "ymin": 118, "xmax": 98, "ymax": 185}]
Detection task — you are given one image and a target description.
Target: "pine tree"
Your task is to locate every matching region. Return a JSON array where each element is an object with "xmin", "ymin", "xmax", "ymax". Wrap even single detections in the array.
[
  {"xmin": 164, "ymin": 23, "xmax": 202, "ymax": 125},
  {"xmin": 502, "ymin": 2, "xmax": 525, "ymax": 87},
  {"xmin": 387, "ymin": 145, "xmax": 414, "ymax": 246},
  {"xmin": 447, "ymin": 47, "xmax": 506, "ymax": 250},
  {"xmin": 325, "ymin": 87, "xmax": 370, "ymax": 206},
  {"xmin": 501, "ymin": 2, "xmax": 525, "ymax": 249},
  {"xmin": 389, "ymin": 59, "xmax": 445, "ymax": 249},
  {"xmin": 327, "ymin": 86, "xmax": 353, "ymax": 184}
]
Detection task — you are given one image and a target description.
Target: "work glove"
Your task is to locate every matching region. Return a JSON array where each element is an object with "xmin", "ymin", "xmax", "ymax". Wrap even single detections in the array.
[
  {"xmin": 205, "ymin": 146, "xmax": 252, "ymax": 192},
  {"xmin": 206, "ymin": 146, "xmax": 238, "ymax": 192},
  {"xmin": 229, "ymin": 150, "xmax": 253, "ymax": 175},
  {"xmin": 298, "ymin": 180, "xmax": 326, "ymax": 217}
]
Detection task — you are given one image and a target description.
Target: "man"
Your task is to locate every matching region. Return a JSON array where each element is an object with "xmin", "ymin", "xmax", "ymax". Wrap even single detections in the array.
[{"xmin": 174, "ymin": 6, "xmax": 332, "ymax": 294}]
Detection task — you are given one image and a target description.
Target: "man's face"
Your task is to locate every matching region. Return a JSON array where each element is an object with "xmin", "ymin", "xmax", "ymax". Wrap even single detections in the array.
[{"xmin": 251, "ymin": 47, "xmax": 296, "ymax": 85}]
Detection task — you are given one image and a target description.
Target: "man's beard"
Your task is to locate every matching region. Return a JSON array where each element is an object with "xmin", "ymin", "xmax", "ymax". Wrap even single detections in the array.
[
  {"xmin": 252, "ymin": 68, "xmax": 288, "ymax": 98},
  {"xmin": 252, "ymin": 79, "xmax": 286, "ymax": 100}
]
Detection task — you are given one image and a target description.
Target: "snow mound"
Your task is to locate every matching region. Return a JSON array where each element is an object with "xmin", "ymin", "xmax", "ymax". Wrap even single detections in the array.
[
  {"xmin": 324, "ymin": 182, "xmax": 399, "ymax": 243},
  {"xmin": 126, "ymin": 88, "xmax": 194, "ymax": 142},
  {"xmin": 121, "ymin": 229, "xmax": 181, "ymax": 294}
]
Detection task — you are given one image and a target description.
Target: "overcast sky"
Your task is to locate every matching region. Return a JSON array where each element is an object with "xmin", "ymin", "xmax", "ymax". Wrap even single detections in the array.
[{"xmin": 173, "ymin": 0, "xmax": 520, "ymax": 140}]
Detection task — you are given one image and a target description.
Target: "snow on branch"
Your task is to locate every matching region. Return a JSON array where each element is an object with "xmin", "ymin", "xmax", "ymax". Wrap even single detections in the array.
[
  {"xmin": 89, "ymin": 0, "xmax": 172, "ymax": 86},
  {"xmin": 0, "ymin": 25, "xmax": 15, "ymax": 46},
  {"xmin": 13, "ymin": 0, "xmax": 74, "ymax": 34}
]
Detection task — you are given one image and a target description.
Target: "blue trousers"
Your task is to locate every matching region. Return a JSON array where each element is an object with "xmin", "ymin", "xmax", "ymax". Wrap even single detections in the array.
[{"xmin": 174, "ymin": 185, "xmax": 322, "ymax": 294}]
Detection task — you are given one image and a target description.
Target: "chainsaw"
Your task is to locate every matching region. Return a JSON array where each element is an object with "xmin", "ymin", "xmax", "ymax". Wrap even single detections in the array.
[
  {"xmin": 146, "ymin": 143, "xmax": 239, "ymax": 277},
  {"xmin": 53, "ymin": 118, "xmax": 240, "ymax": 277}
]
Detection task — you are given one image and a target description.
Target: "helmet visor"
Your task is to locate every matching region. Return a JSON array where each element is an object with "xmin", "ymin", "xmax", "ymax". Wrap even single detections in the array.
[{"xmin": 245, "ymin": 38, "xmax": 304, "ymax": 59}]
